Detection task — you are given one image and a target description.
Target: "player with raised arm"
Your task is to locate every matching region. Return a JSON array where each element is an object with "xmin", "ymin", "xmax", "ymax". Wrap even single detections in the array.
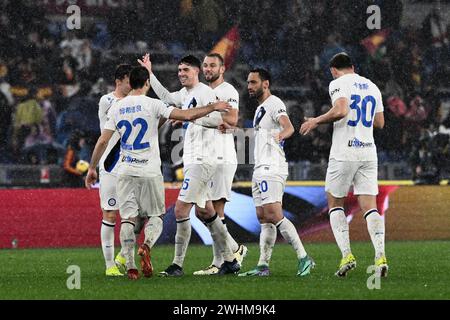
[
  {"xmin": 300, "ymin": 52, "xmax": 387, "ymax": 277},
  {"xmin": 138, "ymin": 54, "xmax": 241, "ymax": 276},
  {"xmin": 239, "ymin": 69, "xmax": 315, "ymax": 277},
  {"xmin": 192, "ymin": 53, "xmax": 248, "ymax": 275},
  {"xmin": 97, "ymin": 64, "xmax": 132, "ymax": 277},
  {"xmin": 86, "ymin": 66, "xmax": 232, "ymax": 280}
]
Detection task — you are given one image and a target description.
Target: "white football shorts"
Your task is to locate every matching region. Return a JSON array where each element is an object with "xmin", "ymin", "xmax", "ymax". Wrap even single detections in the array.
[
  {"xmin": 325, "ymin": 159, "xmax": 379, "ymax": 198},
  {"xmin": 178, "ymin": 163, "xmax": 216, "ymax": 209},
  {"xmin": 209, "ymin": 163, "xmax": 237, "ymax": 202},
  {"xmin": 99, "ymin": 170, "xmax": 119, "ymax": 211},
  {"xmin": 252, "ymin": 168, "xmax": 287, "ymax": 207},
  {"xmin": 117, "ymin": 174, "xmax": 165, "ymax": 220}
]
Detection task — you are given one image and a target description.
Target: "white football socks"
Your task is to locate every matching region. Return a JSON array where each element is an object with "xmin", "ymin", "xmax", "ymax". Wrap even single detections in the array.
[
  {"xmin": 329, "ymin": 207, "xmax": 352, "ymax": 258},
  {"xmin": 364, "ymin": 209, "xmax": 385, "ymax": 260},
  {"xmin": 205, "ymin": 214, "xmax": 234, "ymax": 262},
  {"xmin": 120, "ymin": 221, "xmax": 136, "ymax": 270},
  {"xmin": 212, "ymin": 218, "xmax": 239, "ymax": 267},
  {"xmin": 257, "ymin": 223, "xmax": 277, "ymax": 267},
  {"xmin": 101, "ymin": 220, "xmax": 115, "ymax": 269},
  {"xmin": 144, "ymin": 216, "xmax": 163, "ymax": 249},
  {"xmin": 173, "ymin": 218, "xmax": 191, "ymax": 267},
  {"xmin": 276, "ymin": 217, "xmax": 307, "ymax": 259}
]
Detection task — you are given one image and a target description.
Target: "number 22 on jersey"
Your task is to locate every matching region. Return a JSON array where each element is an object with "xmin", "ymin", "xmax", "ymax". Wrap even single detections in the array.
[{"xmin": 117, "ymin": 118, "xmax": 150, "ymax": 150}]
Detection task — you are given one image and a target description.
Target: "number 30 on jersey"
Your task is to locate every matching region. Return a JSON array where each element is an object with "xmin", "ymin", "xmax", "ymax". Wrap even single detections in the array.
[{"xmin": 347, "ymin": 94, "xmax": 376, "ymax": 128}]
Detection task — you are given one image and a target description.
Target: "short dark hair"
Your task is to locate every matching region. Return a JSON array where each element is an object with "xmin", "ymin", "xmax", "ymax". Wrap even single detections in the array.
[
  {"xmin": 114, "ymin": 64, "xmax": 132, "ymax": 80},
  {"xmin": 206, "ymin": 53, "xmax": 224, "ymax": 66},
  {"xmin": 129, "ymin": 66, "xmax": 149, "ymax": 89},
  {"xmin": 179, "ymin": 55, "xmax": 201, "ymax": 69},
  {"xmin": 250, "ymin": 68, "xmax": 271, "ymax": 85},
  {"xmin": 329, "ymin": 52, "xmax": 353, "ymax": 70}
]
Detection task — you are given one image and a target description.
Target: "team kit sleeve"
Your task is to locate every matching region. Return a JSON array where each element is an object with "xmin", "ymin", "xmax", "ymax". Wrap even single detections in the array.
[
  {"xmin": 375, "ymin": 86, "xmax": 384, "ymax": 113},
  {"xmin": 149, "ymin": 73, "xmax": 182, "ymax": 106},
  {"xmin": 270, "ymin": 98, "xmax": 288, "ymax": 122},
  {"xmin": 329, "ymin": 78, "xmax": 349, "ymax": 106},
  {"xmin": 98, "ymin": 95, "xmax": 108, "ymax": 129},
  {"xmin": 227, "ymin": 86, "xmax": 240, "ymax": 109},
  {"xmin": 104, "ymin": 107, "xmax": 117, "ymax": 131},
  {"xmin": 155, "ymin": 100, "xmax": 175, "ymax": 119}
]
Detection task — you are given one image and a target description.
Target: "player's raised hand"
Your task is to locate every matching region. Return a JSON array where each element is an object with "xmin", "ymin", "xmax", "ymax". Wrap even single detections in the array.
[
  {"xmin": 85, "ymin": 168, "xmax": 98, "ymax": 189},
  {"xmin": 299, "ymin": 117, "xmax": 318, "ymax": 135},
  {"xmin": 137, "ymin": 53, "xmax": 152, "ymax": 73},
  {"xmin": 212, "ymin": 101, "xmax": 232, "ymax": 112}
]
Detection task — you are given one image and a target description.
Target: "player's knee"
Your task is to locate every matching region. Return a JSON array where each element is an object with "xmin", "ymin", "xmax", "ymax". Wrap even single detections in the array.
[{"xmin": 102, "ymin": 210, "xmax": 118, "ymax": 223}]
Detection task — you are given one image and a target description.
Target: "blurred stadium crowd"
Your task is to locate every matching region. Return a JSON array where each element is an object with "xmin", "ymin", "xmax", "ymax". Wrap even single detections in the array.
[{"xmin": 0, "ymin": 0, "xmax": 449, "ymax": 184}]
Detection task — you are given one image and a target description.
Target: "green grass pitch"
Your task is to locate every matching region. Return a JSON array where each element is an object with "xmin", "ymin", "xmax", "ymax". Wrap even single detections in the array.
[{"xmin": 1, "ymin": 241, "xmax": 449, "ymax": 300}]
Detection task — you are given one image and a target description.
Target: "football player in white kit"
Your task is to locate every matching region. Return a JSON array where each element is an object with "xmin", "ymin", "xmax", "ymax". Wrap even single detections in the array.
[
  {"xmin": 300, "ymin": 52, "xmax": 387, "ymax": 277},
  {"xmin": 193, "ymin": 53, "xmax": 248, "ymax": 275},
  {"xmin": 138, "ymin": 54, "xmax": 241, "ymax": 276},
  {"xmin": 239, "ymin": 69, "xmax": 315, "ymax": 277},
  {"xmin": 86, "ymin": 66, "xmax": 232, "ymax": 279},
  {"xmin": 97, "ymin": 64, "xmax": 132, "ymax": 276}
]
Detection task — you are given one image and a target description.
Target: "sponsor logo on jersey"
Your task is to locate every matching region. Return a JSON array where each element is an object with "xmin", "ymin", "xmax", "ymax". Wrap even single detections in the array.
[
  {"xmin": 277, "ymin": 109, "xmax": 286, "ymax": 114},
  {"xmin": 122, "ymin": 155, "xmax": 149, "ymax": 164},
  {"xmin": 348, "ymin": 138, "xmax": 373, "ymax": 148},
  {"xmin": 330, "ymin": 88, "xmax": 340, "ymax": 96}
]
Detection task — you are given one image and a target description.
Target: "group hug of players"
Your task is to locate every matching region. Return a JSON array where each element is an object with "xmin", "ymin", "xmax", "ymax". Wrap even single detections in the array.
[{"xmin": 85, "ymin": 51, "xmax": 388, "ymax": 280}]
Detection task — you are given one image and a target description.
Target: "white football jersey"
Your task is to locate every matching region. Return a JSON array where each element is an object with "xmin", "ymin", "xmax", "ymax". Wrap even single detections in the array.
[
  {"xmin": 98, "ymin": 92, "xmax": 121, "ymax": 173},
  {"xmin": 252, "ymin": 95, "xmax": 289, "ymax": 175},
  {"xmin": 104, "ymin": 95, "xmax": 174, "ymax": 177},
  {"xmin": 213, "ymin": 81, "xmax": 239, "ymax": 164},
  {"xmin": 149, "ymin": 74, "xmax": 218, "ymax": 166},
  {"xmin": 328, "ymin": 73, "xmax": 384, "ymax": 161}
]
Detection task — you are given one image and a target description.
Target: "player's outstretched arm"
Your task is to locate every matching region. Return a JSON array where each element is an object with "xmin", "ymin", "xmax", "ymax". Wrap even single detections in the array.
[
  {"xmin": 85, "ymin": 129, "xmax": 114, "ymax": 189},
  {"xmin": 169, "ymin": 102, "xmax": 231, "ymax": 122},
  {"xmin": 138, "ymin": 53, "xmax": 182, "ymax": 106},
  {"xmin": 300, "ymin": 98, "xmax": 349, "ymax": 135}
]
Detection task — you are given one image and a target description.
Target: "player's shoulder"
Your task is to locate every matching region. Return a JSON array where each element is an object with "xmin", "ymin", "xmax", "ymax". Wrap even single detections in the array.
[
  {"xmin": 267, "ymin": 95, "xmax": 286, "ymax": 107},
  {"xmin": 219, "ymin": 81, "xmax": 239, "ymax": 95},
  {"xmin": 99, "ymin": 91, "xmax": 115, "ymax": 105},
  {"xmin": 197, "ymin": 82, "xmax": 215, "ymax": 94}
]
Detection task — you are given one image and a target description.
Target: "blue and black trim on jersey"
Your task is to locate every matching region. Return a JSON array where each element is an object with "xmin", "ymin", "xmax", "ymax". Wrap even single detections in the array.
[{"xmin": 104, "ymin": 139, "xmax": 121, "ymax": 173}]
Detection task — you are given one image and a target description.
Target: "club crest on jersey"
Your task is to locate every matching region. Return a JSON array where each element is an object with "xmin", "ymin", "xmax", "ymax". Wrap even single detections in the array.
[
  {"xmin": 108, "ymin": 198, "xmax": 116, "ymax": 206},
  {"xmin": 187, "ymin": 98, "xmax": 197, "ymax": 109}
]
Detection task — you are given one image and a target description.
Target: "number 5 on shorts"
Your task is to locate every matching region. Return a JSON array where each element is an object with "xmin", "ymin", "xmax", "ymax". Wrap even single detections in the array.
[{"xmin": 182, "ymin": 178, "xmax": 190, "ymax": 190}]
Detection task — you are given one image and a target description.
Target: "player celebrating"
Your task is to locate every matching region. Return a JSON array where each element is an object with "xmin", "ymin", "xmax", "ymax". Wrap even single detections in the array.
[
  {"xmin": 239, "ymin": 69, "xmax": 315, "ymax": 277},
  {"xmin": 193, "ymin": 53, "xmax": 247, "ymax": 276},
  {"xmin": 97, "ymin": 64, "xmax": 132, "ymax": 276},
  {"xmin": 86, "ymin": 66, "xmax": 232, "ymax": 280},
  {"xmin": 139, "ymin": 53, "xmax": 240, "ymax": 276},
  {"xmin": 300, "ymin": 52, "xmax": 387, "ymax": 277}
]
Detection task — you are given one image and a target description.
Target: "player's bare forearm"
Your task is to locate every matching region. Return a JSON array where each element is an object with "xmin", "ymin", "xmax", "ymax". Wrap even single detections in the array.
[
  {"xmin": 373, "ymin": 112, "xmax": 385, "ymax": 129},
  {"xmin": 89, "ymin": 130, "xmax": 114, "ymax": 169},
  {"xmin": 221, "ymin": 109, "xmax": 238, "ymax": 127},
  {"xmin": 170, "ymin": 102, "xmax": 230, "ymax": 121},
  {"xmin": 278, "ymin": 115, "xmax": 295, "ymax": 140},
  {"xmin": 316, "ymin": 98, "xmax": 349, "ymax": 125}
]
